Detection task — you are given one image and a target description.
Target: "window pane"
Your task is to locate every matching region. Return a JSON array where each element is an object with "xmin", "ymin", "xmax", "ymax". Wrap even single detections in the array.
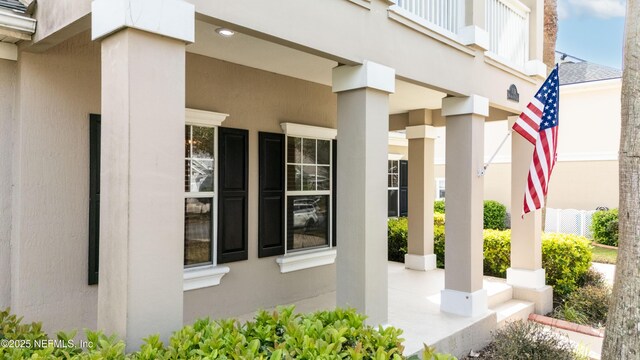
[
  {"xmin": 390, "ymin": 173, "xmax": 399, "ymax": 188},
  {"xmin": 287, "ymin": 165, "xmax": 302, "ymax": 191},
  {"xmin": 302, "ymin": 165, "xmax": 316, "ymax": 191},
  {"xmin": 388, "ymin": 160, "xmax": 394, "ymax": 173},
  {"xmin": 288, "ymin": 136, "xmax": 301, "ymax": 164},
  {"xmin": 388, "ymin": 190, "xmax": 399, "ymax": 217},
  {"xmin": 287, "ymin": 195, "xmax": 329, "ymax": 251},
  {"xmin": 191, "ymin": 126, "xmax": 215, "ymax": 159},
  {"xmin": 302, "ymin": 138, "xmax": 316, "ymax": 164},
  {"xmin": 317, "ymin": 140, "xmax": 330, "ymax": 165},
  {"xmin": 185, "ymin": 160, "xmax": 191, "ymax": 192},
  {"xmin": 190, "ymin": 159, "xmax": 214, "ymax": 192},
  {"xmin": 185, "ymin": 125, "xmax": 191, "ymax": 158},
  {"xmin": 317, "ymin": 166, "xmax": 330, "ymax": 191},
  {"xmin": 184, "ymin": 198, "xmax": 212, "ymax": 266}
]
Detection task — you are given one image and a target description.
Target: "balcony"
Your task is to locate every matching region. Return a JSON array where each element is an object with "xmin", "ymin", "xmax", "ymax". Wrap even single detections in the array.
[{"xmin": 392, "ymin": 0, "xmax": 534, "ymax": 72}]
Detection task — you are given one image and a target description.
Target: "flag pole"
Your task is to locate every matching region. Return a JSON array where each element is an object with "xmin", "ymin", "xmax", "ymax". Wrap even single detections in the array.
[{"xmin": 478, "ymin": 129, "xmax": 512, "ymax": 177}]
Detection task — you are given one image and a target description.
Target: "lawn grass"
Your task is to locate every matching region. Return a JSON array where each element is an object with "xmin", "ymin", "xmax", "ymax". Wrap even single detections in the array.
[{"xmin": 592, "ymin": 244, "xmax": 618, "ymax": 264}]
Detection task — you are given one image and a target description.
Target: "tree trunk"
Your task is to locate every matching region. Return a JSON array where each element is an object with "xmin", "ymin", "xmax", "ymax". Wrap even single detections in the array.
[
  {"xmin": 601, "ymin": 1, "xmax": 640, "ymax": 358},
  {"xmin": 541, "ymin": 0, "xmax": 557, "ymax": 230}
]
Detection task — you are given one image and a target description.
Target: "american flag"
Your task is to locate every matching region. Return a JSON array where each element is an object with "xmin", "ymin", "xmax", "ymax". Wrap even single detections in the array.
[{"xmin": 512, "ymin": 66, "xmax": 560, "ymax": 216}]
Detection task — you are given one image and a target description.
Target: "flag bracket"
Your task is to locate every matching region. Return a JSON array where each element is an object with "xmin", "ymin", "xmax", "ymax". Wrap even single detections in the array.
[{"xmin": 478, "ymin": 130, "xmax": 512, "ymax": 177}]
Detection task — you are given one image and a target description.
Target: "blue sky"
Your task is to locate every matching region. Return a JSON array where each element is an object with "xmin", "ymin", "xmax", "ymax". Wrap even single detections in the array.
[{"xmin": 557, "ymin": 0, "xmax": 626, "ymax": 69}]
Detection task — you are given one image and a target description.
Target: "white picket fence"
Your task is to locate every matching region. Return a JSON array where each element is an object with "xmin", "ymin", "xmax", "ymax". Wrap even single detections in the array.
[{"xmin": 544, "ymin": 208, "xmax": 597, "ymax": 238}]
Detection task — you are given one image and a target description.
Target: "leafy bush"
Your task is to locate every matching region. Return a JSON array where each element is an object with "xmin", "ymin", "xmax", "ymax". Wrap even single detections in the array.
[
  {"xmin": 542, "ymin": 233, "xmax": 593, "ymax": 297},
  {"xmin": 482, "ymin": 230, "xmax": 512, "ymax": 277},
  {"xmin": 388, "ymin": 217, "xmax": 408, "ymax": 262},
  {"xmin": 483, "ymin": 200, "xmax": 507, "ymax": 230},
  {"xmin": 434, "ymin": 225, "xmax": 446, "ymax": 268},
  {"xmin": 3, "ymin": 307, "xmax": 454, "ymax": 360},
  {"xmin": 486, "ymin": 320, "xmax": 577, "ymax": 360},
  {"xmin": 553, "ymin": 268, "xmax": 611, "ymax": 327},
  {"xmin": 434, "ymin": 213, "xmax": 445, "ymax": 227},
  {"xmin": 590, "ymin": 208, "xmax": 619, "ymax": 246},
  {"xmin": 434, "ymin": 200, "xmax": 445, "ymax": 214}
]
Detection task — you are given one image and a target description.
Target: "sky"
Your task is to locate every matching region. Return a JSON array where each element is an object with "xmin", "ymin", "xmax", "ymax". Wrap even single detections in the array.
[{"xmin": 557, "ymin": 0, "xmax": 626, "ymax": 69}]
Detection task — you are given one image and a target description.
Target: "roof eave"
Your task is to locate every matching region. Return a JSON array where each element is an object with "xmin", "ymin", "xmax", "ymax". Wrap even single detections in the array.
[{"xmin": 0, "ymin": 8, "xmax": 35, "ymax": 40}]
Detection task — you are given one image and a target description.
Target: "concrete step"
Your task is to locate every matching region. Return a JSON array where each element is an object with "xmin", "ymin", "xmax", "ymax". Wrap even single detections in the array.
[
  {"xmin": 491, "ymin": 299, "xmax": 535, "ymax": 327},
  {"xmin": 485, "ymin": 280, "xmax": 513, "ymax": 308}
]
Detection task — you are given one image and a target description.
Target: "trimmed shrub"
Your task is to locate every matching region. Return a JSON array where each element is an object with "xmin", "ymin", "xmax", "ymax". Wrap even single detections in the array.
[
  {"xmin": 434, "ymin": 213, "xmax": 445, "ymax": 227},
  {"xmin": 3, "ymin": 306, "xmax": 448, "ymax": 360},
  {"xmin": 483, "ymin": 200, "xmax": 507, "ymax": 230},
  {"xmin": 486, "ymin": 320, "xmax": 577, "ymax": 360},
  {"xmin": 542, "ymin": 233, "xmax": 593, "ymax": 297},
  {"xmin": 434, "ymin": 225, "xmax": 446, "ymax": 268},
  {"xmin": 590, "ymin": 208, "xmax": 619, "ymax": 246},
  {"xmin": 482, "ymin": 230, "xmax": 512, "ymax": 277},
  {"xmin": 434, "ymin": 200, "xmax": 445, "ymax": 214},
  {"xmin": 388, "ymin": 217, "xmax": 408, "ymax": 262}
]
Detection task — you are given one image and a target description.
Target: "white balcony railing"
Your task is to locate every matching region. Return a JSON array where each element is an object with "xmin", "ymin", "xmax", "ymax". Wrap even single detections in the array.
[
  {"xmin": 486, "ymin": 0, "xmax": 530, "ymax": 69},
  {"xmin": 395, "ymin": 0, "xmax": 465, "ymax": 35}
]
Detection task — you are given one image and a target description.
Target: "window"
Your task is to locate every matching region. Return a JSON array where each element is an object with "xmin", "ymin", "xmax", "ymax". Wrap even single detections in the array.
[
  {"xmin": 286, "ymin": 136, "xmax": 332, "ymax": 251},
  {"xmin": 435, "ymin": 178, "xmax": 445, "ymax": 200},
  {"xmin": 182, "ymin": 109, "xmax": 230, "ymax": 291},
  {"xmin": 388, "ymin": 160, "xmax": 399, "ymax": 217},
  {"xmin": 184, "ymin": 125, "xmax": 216, "ymax": 267}
]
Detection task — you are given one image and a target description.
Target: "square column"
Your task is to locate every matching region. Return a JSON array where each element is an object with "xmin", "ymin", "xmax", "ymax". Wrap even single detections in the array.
[
  {"xmin": 92, "ymin": 0, "xmax": 194, "ymax": 350},
  {"xmin": 507, "ymin": 116, "xmax": 553, "ymax": 315},
  {"xmin": 332, "ymin": 61, "xmax": 395, "ymax": 326},
  {"xmin": 404, "ymin": 114, "xmax": 438, "ymax": 271},
  {"xmin": 440, "ymin": 95, "xmax": 488, "ymax": 317}
]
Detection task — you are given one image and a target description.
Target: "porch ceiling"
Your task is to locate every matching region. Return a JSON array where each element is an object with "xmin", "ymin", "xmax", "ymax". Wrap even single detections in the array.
[{"xmin": 187, "ymin": 20, "xmax": 446, "ymax": 115}]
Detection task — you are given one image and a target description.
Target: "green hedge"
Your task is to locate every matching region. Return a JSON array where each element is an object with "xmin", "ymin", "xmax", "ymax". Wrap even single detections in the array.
[
  {"xmin": 483, "ymin": 200, "xmax": 507, "ymax": 230},
  {"xmin": 388, "ymin": 221, "xmax": 592, "ymax": 297},
  {"xmin": 388, "ymin": 217, "xmax": 408, "ymax": 262},
  {"xmin": 590, "ymin": 208, "xmax": 618, "ymax": 247},
  {"xmin": 434, "ymin": 200, "xmax": 445, "ymax": 214},
  {"xmin": 1, "ymin": 307, "xmax": 455, "ymax": 360}
]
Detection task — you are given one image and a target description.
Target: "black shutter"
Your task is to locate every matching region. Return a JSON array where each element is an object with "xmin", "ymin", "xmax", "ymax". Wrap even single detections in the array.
[
  {"xmin": 332, "ymin": 139, "xmax": 337, "ymax": 247},
  {"xmin": 399, "ymin": 160, "xmax": 408, "ymax": 217},
  {"xmin": 88, "ymin": 114, "xmax": 101, "ymax": 285},
  {"xmin": 218, "ymin": 127, "xmax": 249, "ymax": 263},
  {"xmin": 258, "ymin": 132, "xmax": 285, "ymax": 257}
]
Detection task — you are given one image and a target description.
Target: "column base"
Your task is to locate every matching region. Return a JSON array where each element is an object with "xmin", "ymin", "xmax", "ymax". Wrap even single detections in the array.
[
  {"xmin": 512, "ymin": 285, "xmax": 554, "ymax": 315},
  {"xmin": 404, "ymin": 254, "xmax": 437, "ymax": 271},
  {"xmin": 441, "ymin": 289, "xmax": 488, "ymax": 317},
  {"xmin": 506, "ymin": 268, "xmax": 546, "ymax": 289}
]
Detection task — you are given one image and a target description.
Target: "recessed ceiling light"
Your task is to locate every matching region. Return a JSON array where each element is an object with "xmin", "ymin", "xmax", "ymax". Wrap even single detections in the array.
[{"xmin": 215, "ymin": 28, "xmax": 235, "ymax": 37}]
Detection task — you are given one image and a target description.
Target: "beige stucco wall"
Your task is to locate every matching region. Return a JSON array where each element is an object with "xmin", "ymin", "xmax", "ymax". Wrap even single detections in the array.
[
  {"xmin": 10, "ymin": 31, "xmax": 341, "ymax": 331},
  {"xmin": 10, "ymin": 32, "xmax": 100, "ymax": 331},
  {"xmin": 183, "ymin": 53, "xmax": 337, "ymax": 323},
  {"xmin": 0, "ymin": 59, "xmax": 16, "ymax": 309}
]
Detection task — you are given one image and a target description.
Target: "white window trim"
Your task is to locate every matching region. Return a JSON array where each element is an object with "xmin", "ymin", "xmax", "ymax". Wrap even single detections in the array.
[
  {"xmin": 276, "ymin": 248, "xmax": 337, "ymax": 273},
  {"xmin": 183, "ymin": 108, "xmax": 229, "ymax": 291},
  {"xmin": 388, "ymin": 159, "xmax": 400, "ymax": 217},
  {"xmin": 277, "ymin": 123, "xmax": 336, "ymax": 273}
]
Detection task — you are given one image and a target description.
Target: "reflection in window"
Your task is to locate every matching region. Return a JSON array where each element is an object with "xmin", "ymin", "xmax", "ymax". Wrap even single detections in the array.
[
  {"xmin": 286, "ymin": 136, "xmax": 332, "ymax": 251},
  {"xmin": 184, "ymin": 125, "xmax": 216, "ymax": 267},
  {"xmin": 435, "ymin": 178, "xmax": 445, "ymax": 200},
  {"xmin": 388, "ymin": 160, "xmax": 400, "ymax": 217}
]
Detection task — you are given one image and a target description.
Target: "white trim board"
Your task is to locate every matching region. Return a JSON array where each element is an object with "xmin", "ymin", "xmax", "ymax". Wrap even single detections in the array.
[{"xmin": 281, "ymin": 122, "xmax": 337, "ymax": 140}]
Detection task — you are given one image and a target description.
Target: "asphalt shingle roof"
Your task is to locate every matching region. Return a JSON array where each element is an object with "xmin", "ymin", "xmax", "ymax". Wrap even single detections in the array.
[
  {"xmin": 559, "ymin": 61, "xmax": 622, "ymax": 86},
  {"xmin": 0, "ymin": 0, "xmax": 26, "ymax": 13}
]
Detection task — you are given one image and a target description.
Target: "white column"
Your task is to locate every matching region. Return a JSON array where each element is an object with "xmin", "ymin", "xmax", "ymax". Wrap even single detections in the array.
[
  {"xmin": 93, "ymin": 0, "xmax": 194, "ymax": 350},
  {"xmin": 405, "ymin": 121, "xmax": 438, "ymax": 271},
  {"xmin": 507, "ymin": 116, "xmax": 553, "ymax": 314},
  {"xmin": 440, "ymin": 95, "xmax": 488, "ymax": 317},
  {"xmin": 332, "ymin": 61, "xmax": 395, "ymax": 326}
]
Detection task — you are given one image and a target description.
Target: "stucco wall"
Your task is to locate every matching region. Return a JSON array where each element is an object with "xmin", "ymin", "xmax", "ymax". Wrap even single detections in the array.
[
  {"xmin": 183, "ymin": 53, "xmax": 337, "ymax": 322},
  {"xmin": 11, "ymin": 32, "xmax": 100, "ymax": 331},
  {"xmin": 0, "ymin": 59, "xmax": 16, "ymax": 308}
]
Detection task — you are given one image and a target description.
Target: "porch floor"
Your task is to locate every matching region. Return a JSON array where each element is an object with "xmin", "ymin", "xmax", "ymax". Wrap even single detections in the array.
[{"xmin": 237, "ymin": 261, "xmax": 516, "ymax": 356}]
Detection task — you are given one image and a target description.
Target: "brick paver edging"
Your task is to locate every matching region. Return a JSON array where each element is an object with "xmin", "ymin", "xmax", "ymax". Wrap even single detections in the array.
[{"xmin": 528, "ymin": 314, "xmax": 605, "ymax": 338}]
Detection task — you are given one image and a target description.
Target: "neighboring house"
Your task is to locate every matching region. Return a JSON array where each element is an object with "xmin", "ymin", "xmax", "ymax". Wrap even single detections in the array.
[
  {"xmin": 390, "ymin": 55, "xmax": 621, "ymax": 214},
  {"xmin": 1, "ymin": 0, "xmax": 552, "ymax": 356}
]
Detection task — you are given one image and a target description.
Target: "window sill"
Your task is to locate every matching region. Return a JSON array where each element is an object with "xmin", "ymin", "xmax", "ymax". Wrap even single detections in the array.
[
  {"xmin": 276, "ymin": 248, "xmax": 337, "ymax": 273},
  {"xmin": 183, "ymin": 265, "xmax": 230, "ymax": 291}
]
